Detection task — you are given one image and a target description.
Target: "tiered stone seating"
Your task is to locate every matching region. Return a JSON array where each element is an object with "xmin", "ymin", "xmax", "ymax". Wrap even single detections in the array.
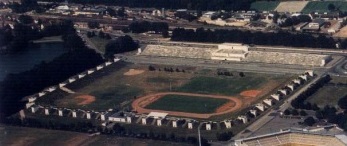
[
  {"xmin": 277, "ymin": 133, "xmax": 290, "ymax": 144},
  {"xmin": 289, "ymin": 133, "xmax": 336, "ymax": 146},
  {"xmin": 257, "ymin": 136, "xmax": 281, "ymax": 145},
  {"xmin": 330, "ymin": 137, "xmax": 346, "ymax": 146},
  {"xmin": 244, "ymin": 51, "xmax": 329, "ymax": 66},
  {"xmin": 243, "ymin": 140, "xmax": 261, "ymax": 146},
  {"xmin": 142, "ymin": 45, "xmax": 216, "ymax": 59},
  {"xmin": 239, "ymin": 132, "xmax": 346, "ymax": 146}
]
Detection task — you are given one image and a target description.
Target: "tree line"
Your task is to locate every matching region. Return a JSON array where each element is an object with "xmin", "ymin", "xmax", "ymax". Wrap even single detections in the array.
[
  {"xmin": 291, "ymin": 75, "xmax": 331, "ymax": 109},
  {"xmin": 40, "ymin": 0, "xmax": 255, "ymax": 11},
  {"xmin": 0, "ymin": 22, "xmax": 104, "ymax": 121},
  {"xmin": 0, "ymin": 17, "xmax": 78, "ymax": 54},
  {"xmin": 126, "ymin": 21, "xmax": 169, "ymax": 34},
  {"xmin": 171, "ymin": 27, "xmax": 345, "ymax": 49},
  {"xmin": 104, "ymin": 35, "xmax": 138, "ymax": 58},
  {"xmin": 9, "ymin": 0, "xmax": 53, "ymax": 13},
  {"xmin": 287, "ymin": 75, "xmax": 347, "ymax": 131}
]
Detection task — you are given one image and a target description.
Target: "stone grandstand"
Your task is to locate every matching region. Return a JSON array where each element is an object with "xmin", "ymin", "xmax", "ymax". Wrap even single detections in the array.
[
  {"xmin": 211, "ymin": 43, "xmax": 249, "ymax": 61},
  {"xmin": 141, "ymin": 43, "xmax": 331, "ymax": 67},
  {"xmin": 235, "ymin": 128, "xmax": 347, "ymax": 146},
  {"xmin": 244, "ymin": 51, "xmax": 331, "ymax": 67},
  {"xmin": 274, "ymin": 1, "xmax": 309, "ymax": 13},
  {"xmin": 141, "ymin": 44, "xmax": 217, "ymax": 59}
]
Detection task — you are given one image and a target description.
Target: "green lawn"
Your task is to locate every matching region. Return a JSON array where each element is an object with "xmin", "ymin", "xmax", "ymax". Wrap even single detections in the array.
[
  {"xmin": 145, "ymin": 94, "xmax": 229, "ymax": 113},
  {"xmin": 83, "ymin": 85, "xmax": 142, "ymax": 110},
  {"xmin": 302, "ymin": 1, "xmax": 347, "ymax": 13},
  {"xmin": 176, "ymin": 76, "xmax": 265, "ymax": 96},
  {"xmin": 250, "ymin": 1, "xmax": 280, "ymax": 12},
  {"xmin": 307, "ymin": 84, "xmax": 347, "ymax": 107},
  {"xmin": 89, "ymin": 36, "xmax": 109, "ymax": 53}
]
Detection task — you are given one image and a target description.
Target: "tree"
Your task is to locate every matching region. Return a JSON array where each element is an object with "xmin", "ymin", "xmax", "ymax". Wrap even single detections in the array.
[
  {"xmin": 300, "ymin": 110, "xmax": 307, "ymax": 116},
  {"xmin": 18, "ymin": 15, "xmax": 34, "ymax": 24},
  {"xmin": 338, "ymin": 95, "xmax": 347, "ymax": 110},
  {"xmin": 87, "ymin": 21, "xmax": 100, "ymax": 29},
  {"xmin": 304, "ymin": 116, "xmax": 316, "ymax": 126},
  {"xmin": 312, "ymin": 103, "xmax": 320, "ymax": 111},
  {"xmin": 284, "ymin": 109, "xmax": 291, "ymax": 115},
  {"xmin": 315, "ymin": 110, "xmax": 324, "ymax": 119},
  {"xmin": 148, "ymin": 65, "xmax": 156, "ymax": 71},
  {"xmin": 104, "ymin": 35, "xmax": 138, "ymax": 58},
  {"xmin": 105, "ymin": 34, "xmax": 112, "ymax": 40},
  {"xmin": 162, "ymin": 31, "xmax": 169, "ymax": 38},
  {"xmin": 98, "ymin": 30, "xmax": 105, "ymax": 38},
  {"xmin": 292, "ymin": 109, "xmax": 299, "ymax": 116},
  {"xmin": 117, "ymin": 7, "xmax": 126, "ymax": 18},
  {"xmin": 328, "ymin": 3, "xmax": 336, "ymax": 11},
  {"xmin": 216, "ymin": 132, "xmax": 233, "ymax": 141},
  {"xmin": 239, "ymin": 72, "xmax": 245, "ymax": 77}
]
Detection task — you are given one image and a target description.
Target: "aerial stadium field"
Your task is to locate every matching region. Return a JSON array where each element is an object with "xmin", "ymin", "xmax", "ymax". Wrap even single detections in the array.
[{"xmin": 36, "ymin": 61, "xmax": 292, "ymax": 119}]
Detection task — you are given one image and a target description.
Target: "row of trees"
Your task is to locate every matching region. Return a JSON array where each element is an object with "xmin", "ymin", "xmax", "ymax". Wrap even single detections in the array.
[
  {"xmin": 0, "ymin": 17, "xmax": 77, "ymax": 53},
  {"xmin": 171, "ymin": 28, "xmax": 342, "ymax": 49},
  {"xmin": 277, "ymin": 15, "xmax": 312, "ymax": 27},
  {"xmin": 9, "ymin": 0, "xmax": 50, "ymax": 13},
  {"xmin": 291, "ymin": 75, "xmax": 331, "ymax": 109},
  {"xmin": 148, "ymin": 65, "xmax": 186, "ymax": 73},
  {"xmin": 0, "ymin": 23, "xmax": 104, "ymax": 121},
  {"xmin": 40, "ymin": 0, "xmax": 255, "ymax": 11},
  {"xmin": 127, "ymin": 21, "xmax": 169, "ymax": 34},
  {"xmin": 287, "ymin": 75, "xmax": 347, "ymax": 130}
]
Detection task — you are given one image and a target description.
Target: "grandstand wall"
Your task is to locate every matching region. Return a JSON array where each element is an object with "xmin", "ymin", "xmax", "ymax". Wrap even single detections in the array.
[
  {"xmin": 235, "ymin": 129, "xmax": 347, "ymax": 146},
  {"xmin": 141, "ymin": 43, "xmax": 331, "ymax": 67}
]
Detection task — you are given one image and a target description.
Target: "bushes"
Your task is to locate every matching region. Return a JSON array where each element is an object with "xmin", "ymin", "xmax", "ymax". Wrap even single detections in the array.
[{"xmin": 128, "ymin": 21, "xmax": 168, "ymax": 33}]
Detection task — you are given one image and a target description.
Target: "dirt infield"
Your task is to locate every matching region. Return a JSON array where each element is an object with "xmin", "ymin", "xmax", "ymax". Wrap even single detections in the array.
[
  {"xmin": 75, "ymin": 95, "xmax": 96, "ymax": 105},
  {"xmin": 132, "ymin": 92, "xmax": 243, "ymax": 119},
  {"xmin": 240, "ymin": 90, "xmax": 261, "ymax": 98},
  {"xmin": 123, "ymin": 69, "xmax": 145, "ymax": 76}
]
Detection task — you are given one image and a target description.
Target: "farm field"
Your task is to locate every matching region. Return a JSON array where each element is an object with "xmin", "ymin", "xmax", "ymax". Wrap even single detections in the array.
[
  {"xmin": 37, "ymin": 62, "xmax": 292, "ymax": 118},
  {"xmin": 0, "ymin": 125, "xmax": 189, "ymax": 146},
  {"xmin": 250, "ymin": 1, "xmax": 279, "ymax": 12},
  {"xmin": 145, "ymin": 94, "xmax": 229, "ymax": 114},
  {"xmin": 301, "ymin": 1, "xmax": 347, "ymax": 13},
  {"xmin": 275, "ymin": 1, "xmax": 309, "ymax": 13}
]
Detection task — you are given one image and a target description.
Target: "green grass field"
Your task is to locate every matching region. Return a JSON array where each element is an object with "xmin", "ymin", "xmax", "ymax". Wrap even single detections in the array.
[
  {"xmin": 176, "ymin": 76, "xmax": 265, "ymax": 95},
  {"xmin": 302, "ymin": 1, "xmax": 347, "ymax": 13},
  {"xmin": 38, "ymin": 62, "xmax": 290, "ymax": 112},
  {"xmin": 89, "ymin": 36, "xmax": 109, "ymax": 53},
  {"xmin": 145, "ymin": 94, "xmax": 229, "ymax": 113},
  {"xmin": 250, "ymin": 1, "xmax": 280, "ymax": 12},
  {"xmin": 307, "ymin": 84, "xmax": 347, "ymax": 107}
]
